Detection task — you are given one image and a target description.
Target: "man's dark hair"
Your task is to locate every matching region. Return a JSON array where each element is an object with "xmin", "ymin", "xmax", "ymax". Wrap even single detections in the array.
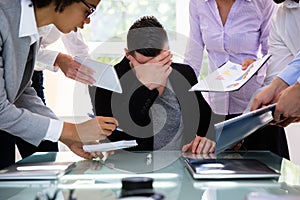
[
  {"xmin": 273, "ymin": 0, "xmax": 285, "ymax": 3},
  {"xmin": 127, "ymin": 16, "xmax": 168, "ymax": 57},
  {"xmin": 273, "ymin": 0, "xmax": 299, "ymax": 3},
  {"xmin": 32, "ymin": 0, "xmax": 81, "ymax": 12}
]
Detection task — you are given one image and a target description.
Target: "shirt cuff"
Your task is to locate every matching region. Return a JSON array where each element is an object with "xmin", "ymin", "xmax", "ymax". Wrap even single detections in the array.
[
  {"xmin": 278, "ymin": 66, "xmax": 300, "ymax": 86},
  {"xmin": 36, "ymin": 50, "xmax": 60, "ymax": 72},
  {"xmin": 278, "ymin": 49, "xmax": 300, "ymax": 85},
  {"xmin": 43, "ymin": 119, "xmax": 64, "ymax": 142}
]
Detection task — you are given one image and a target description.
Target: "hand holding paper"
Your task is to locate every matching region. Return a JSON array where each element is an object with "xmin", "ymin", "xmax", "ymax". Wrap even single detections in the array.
[
  {"xmin": 74, "ymin": 56, "xmax": 122, "ymax": 93},
  {"xmin": 83, "ymin": 140, "xmax": 138, "ymax": 152},
  {"xmin": 190, "ymin": 55, "xmax": 271, "ymax": 92}
]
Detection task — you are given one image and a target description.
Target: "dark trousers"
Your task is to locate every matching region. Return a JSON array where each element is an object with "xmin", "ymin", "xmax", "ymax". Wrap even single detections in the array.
[
  {"xmin": 0, "ymin": 71, "xmax": 58, "ymax": 170},
  {"xmin": 225, "ymin": 114, "xmax": 290, "ymax": 160}
]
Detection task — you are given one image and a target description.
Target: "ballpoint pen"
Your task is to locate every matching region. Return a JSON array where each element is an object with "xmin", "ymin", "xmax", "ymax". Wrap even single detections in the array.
[{"xmin": 87, "ymin": 113, "xmax": 124, "ymax": 132}]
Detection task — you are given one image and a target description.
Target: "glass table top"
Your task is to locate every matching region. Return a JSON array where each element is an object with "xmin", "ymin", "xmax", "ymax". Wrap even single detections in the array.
[{"xmin": 0, "ymin": 150, "xmax": 300, "ymax": 200}]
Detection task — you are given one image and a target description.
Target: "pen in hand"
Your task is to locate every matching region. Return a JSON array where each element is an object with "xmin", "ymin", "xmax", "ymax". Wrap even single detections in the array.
[{"xmin": 87, "ymin": 113, "xmax": 124, "ymax": 132}]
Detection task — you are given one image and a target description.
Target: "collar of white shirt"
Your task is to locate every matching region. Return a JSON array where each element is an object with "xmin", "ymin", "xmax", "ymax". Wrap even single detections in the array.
[
  {"xmin": 284, "ymin": 0, "xmax": 300, "ymax": 8},
  {"xmin": 19, "ymin": 0, "xmax": 39, "ymax": 45}
]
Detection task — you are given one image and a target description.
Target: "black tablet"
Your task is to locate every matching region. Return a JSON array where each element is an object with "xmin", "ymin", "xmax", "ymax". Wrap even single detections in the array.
[{"xmin": 185, "ymin": 158, "xmax": 280, "ymax": 179}]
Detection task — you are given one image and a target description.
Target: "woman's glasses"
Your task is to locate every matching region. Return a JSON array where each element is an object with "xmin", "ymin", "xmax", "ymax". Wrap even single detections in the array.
[{"xmin": 80, "ymin": 0, "xmax": 96, "ymax": 19}]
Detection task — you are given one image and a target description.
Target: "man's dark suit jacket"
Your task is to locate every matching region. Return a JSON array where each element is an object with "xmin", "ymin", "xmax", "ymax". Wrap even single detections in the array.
[{"xmin": 93, "ymin": 57, "xmax": 212, "ymax": 151}]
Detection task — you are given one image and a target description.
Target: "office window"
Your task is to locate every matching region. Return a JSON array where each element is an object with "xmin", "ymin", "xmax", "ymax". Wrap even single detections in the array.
[
  {"xmin": 83, "ymin": 0, "xmax": 176, "ymax": 42},
  {"xmin": 83, "ymin": 0, "xmax": 189, "ymax": 64}
]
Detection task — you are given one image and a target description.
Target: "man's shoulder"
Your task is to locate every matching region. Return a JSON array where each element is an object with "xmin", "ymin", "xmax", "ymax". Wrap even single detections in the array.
[
  {"xmin": 171, "ymin": 62, "xmax": 196, "ymax": 76},
  {"xmin": 114, "ymin": 57, "xmax": 131, "ymax": 77},
  {"xmin": 171, "ymin": 62, "xmax": 198, "ymax": 84}
]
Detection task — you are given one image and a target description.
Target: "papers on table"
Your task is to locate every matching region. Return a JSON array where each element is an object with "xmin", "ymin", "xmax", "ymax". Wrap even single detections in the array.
[
  {"xmin": 83, "ymin": 140, "xmax": 138, "ymax": 152},
  {"xmin": 214, "ymin": 104, "xmax": 276, "ymax": 155},
  {"xmin": 246, "ymin": 193, "xmax": 300, "ymax": 200},
  {"xmin": 74, "ymin": 56, "xmax": 122, "ymax": 93},
  {"xmin": 0, "ymin": 162, "xmax": 75, "ymax": 180},
  {"xmin": 190, "ymin": 54, "xmax": 271, "ymax": 92}
]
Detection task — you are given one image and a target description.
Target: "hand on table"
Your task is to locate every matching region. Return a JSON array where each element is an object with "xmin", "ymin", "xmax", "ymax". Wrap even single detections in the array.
[{"xmin": 182, "ymin": 136, "xmax": 216, "ymax": 154}]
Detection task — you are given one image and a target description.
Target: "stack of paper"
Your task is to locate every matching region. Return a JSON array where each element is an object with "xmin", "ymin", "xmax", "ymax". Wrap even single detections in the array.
[
  {"xmin": 0, "ymin": 161, "xmax": 75, "ymax": 180},
  {"xmin": 83, "ymin": 140, "xmax": 138, "ymax": 152}
]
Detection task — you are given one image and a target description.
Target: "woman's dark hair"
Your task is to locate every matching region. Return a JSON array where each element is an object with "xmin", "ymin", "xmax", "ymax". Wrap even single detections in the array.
[
  {"xmin": 32, "ymin": 0, "xmax": 81, "ymax": 12},
  {"xmin": 127, "ymin": 16, "xmax": 168, "ymax": 57}
]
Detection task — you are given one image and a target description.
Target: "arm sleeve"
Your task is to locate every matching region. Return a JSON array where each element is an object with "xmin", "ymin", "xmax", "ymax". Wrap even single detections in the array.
[
  {"xmin": 259, "ymin": 0, "xmax": 275, "ymax": 56},
  {"xmin": 195, "ymin": 90, "xmax": 212, "ymax": 137},
  {"xmin": 61, "ymin": 31, "xmax": 90, "ymax": 58},
  {"xmin": 264, "ymin": 9, "xmax": 295, "ymax": 86},
  {"xmin": 94, "ymin": 86, "xmax": 114, "ymax": 117},
  {"xmin": 36, "ymin": 49, "xmax": 59, "ymax": 71},
  {"xmin": 36, "ymin": 25, "xmax": 61, "ymax": 71},
  {"xmin": 36, "ymin": 29, "xmax": 90, "ymax": 72},
  {"xmin": 1, "ymin": 82, "xmax": 59, "ymax": 146},
  {"xmin": 278, "ymin": 49, "xmax": 300, "ymax": 86},
  {"xmin": 184, "ymin": 66, "xmax": 212, "ymax": 137},
  {"xmin": 183, "ymin": 0, "xmax": 205, "ymax": 77},
  {"xmin": 297, "ymin": 77, "xmax": 300, "ymax": 84}
]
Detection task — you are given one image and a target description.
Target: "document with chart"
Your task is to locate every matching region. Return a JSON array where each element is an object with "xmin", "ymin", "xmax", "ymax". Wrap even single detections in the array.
[
  {"xmin": 75, "ymin": 56, "xmax": 122, "ymax": 93},
  {"xmin": 190, "ymin": 54, "xmax": 271, "ymax": 92}
]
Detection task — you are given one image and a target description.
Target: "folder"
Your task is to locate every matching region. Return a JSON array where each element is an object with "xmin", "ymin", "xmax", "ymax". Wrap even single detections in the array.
[{"xmin": 214, "ymin": 104, "xmax": 276, "ymax": 155}]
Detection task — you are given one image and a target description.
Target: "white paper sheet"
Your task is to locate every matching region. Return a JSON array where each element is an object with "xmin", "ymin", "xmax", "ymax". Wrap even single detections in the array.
[
  {"xmin": 74, "ymin": 56, "xmax": 122, "ymax": 93},
  {"xmin": 83, "ymin": 140, "xmax": 138, "ymax": 152}
]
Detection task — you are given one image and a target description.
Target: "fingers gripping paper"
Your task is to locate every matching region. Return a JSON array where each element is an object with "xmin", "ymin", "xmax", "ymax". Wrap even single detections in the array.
[{"xmin": 74, "ymin": 56, "xmax": 122, "ymax": 93}]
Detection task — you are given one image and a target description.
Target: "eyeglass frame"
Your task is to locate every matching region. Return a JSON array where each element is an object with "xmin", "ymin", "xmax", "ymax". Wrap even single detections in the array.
[{"xmin": 80, "ymin": 0, "xmax": 96, "ymax": 19}]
